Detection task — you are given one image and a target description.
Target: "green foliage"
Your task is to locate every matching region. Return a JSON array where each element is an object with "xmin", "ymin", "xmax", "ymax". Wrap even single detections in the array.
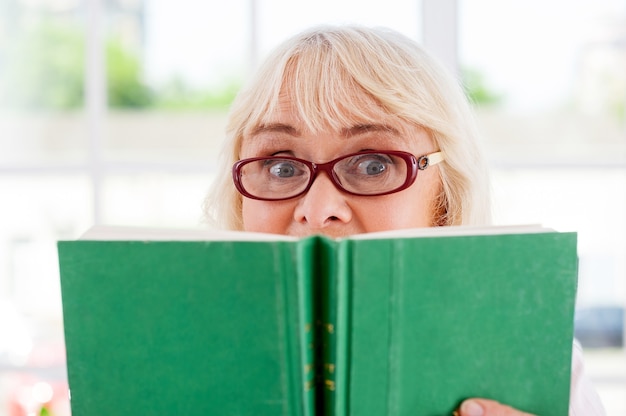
[
  {"xmin": 0, "ymin": 21, "xmax": 155, "ymax": 110},
  {"xmin": 461, "ymin": 67, "xmax": 504, "ymax": 107},
  {"xmin": 106, "ymin": 36, "xmax": 153, "ymax": 108},
  {"xmin": 153, "ymin": 77, "xmax": 240, "ymax": 110},
  {"xmin": 0, "ymin": 21, "xmax": 239, "ymax": 111},
  {"xmin": 0, "ymin": 22, "xmax": 85, "ymax": 109}
]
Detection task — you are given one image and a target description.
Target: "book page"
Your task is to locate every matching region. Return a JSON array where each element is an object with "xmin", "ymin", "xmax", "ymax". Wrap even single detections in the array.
[
  {"xmin": 79, "ymin": 225, "xmax": 298, "ymax": 242},
  {"xmin": 78, "ymin": 223, "xmax": 553, "ymax": 242},
  {"xmin": 348, "ymin": 223, "xmax": 551, "ymax": 240}
]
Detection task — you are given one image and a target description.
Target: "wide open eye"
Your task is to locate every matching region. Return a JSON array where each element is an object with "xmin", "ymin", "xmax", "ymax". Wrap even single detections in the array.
[
  {"xmin": 345, "ymin": 153, "xmax": 394, "ymax": 177},
  {"xmin": 236, "ymin": 156, "xmax": 311, "ymax": 200},
  {"xmin": 335, "ymin": 152, "xmax": 407, "ymax": 195},
  {"xmin": 266, "ymin": 160, "xmax": 306, "ymax": 178},
  {"xmin": 356, "ymin": 158, "xmax": 387, "ymax": 176}
]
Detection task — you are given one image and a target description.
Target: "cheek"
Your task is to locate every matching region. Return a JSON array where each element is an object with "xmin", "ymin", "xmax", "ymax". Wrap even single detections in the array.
[
  {"xmin": 241, "ymin": 199, "xmax": 294, "ymax": 233},
  {"xmin": 361, "ymin": 175, "xmax": 441, "ymax": 230},
  {"xmin": 362, "ymin": 198, "xmax": 433, "ymax": 230}
]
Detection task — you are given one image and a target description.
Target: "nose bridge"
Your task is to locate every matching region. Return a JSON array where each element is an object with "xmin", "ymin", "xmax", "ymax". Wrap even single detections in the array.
[
  {"xmin": 295, "ymin": 160, "xmax": 352, "ymax": 228},
  {"xmin": 310, "ymin": 159, "xmax": 341, "ymax": 192}
]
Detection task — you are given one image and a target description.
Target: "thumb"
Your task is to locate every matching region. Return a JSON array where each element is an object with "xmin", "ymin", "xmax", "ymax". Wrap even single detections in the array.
[{"xmin": 456, "ymin": 398, "xmax": 536, "ymax": 416}]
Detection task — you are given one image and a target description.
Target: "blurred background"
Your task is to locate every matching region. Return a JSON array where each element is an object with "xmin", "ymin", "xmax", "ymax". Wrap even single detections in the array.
[{"xmin": 0, "ymin": 0, "xmax": 625, "ymax": 414}]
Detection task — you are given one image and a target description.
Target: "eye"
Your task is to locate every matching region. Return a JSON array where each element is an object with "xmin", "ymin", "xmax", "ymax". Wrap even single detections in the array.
[
  {"xmin": 351, "ymin": 154, "xmax": 393, "ymax": 176},
  {"xmin": 358, "ymin": 159, "xmax": 386, "ymax": 175},
  {"xmin": 266, "ymin": 160, "xmax": 304, "ymax": 178}
]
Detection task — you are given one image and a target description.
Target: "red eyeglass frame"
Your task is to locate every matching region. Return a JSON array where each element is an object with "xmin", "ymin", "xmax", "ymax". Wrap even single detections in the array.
[{"xmin": 232, "ymin": 150, "xmax": 440, "ymax": 201}]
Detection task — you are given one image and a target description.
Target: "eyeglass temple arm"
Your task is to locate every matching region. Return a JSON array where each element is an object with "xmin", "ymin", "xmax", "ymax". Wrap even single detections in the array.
[{"xmin": 419, "ymin": 151, "xmax": 444, "ymax": 170}]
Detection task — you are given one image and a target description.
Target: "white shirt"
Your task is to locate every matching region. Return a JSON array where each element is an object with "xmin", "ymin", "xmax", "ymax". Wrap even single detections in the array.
[{"xmin": 570, "ymin": 340, "xmax": 606, "ymax": 415}]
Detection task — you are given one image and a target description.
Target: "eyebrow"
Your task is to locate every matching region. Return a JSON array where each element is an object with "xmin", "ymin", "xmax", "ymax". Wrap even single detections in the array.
[
  {"xmin": 250, "ymin": 123, "xmax": 301, "ymax": 137},
  {"xmin": 340, "ymin": 124, "xmax": 400, "ymax": 138},
  {"xmin": 250, "ymin": 123, "xmax": 400, "ymax": 139}
]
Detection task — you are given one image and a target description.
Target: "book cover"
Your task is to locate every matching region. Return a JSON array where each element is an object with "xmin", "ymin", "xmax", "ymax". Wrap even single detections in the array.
[{"xmin": 57, "ymin": 225, "xmax": 578, "ymax": 415}]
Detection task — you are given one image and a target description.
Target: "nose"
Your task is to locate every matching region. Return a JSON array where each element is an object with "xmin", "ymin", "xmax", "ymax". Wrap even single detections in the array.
[{"xmin": 293, "ymin": 172, "xmax": 353, "ymax": 229}]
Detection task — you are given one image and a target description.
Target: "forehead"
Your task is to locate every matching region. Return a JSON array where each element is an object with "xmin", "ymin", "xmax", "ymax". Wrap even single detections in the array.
[{"xmin": 239, "ymin": 95, "xmax": 433, "ymax": 161}]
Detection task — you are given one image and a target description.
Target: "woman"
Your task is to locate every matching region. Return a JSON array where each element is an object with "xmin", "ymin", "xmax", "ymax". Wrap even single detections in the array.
[{"xmin": 205, "ymin": 25, "xmax": 605, "ymax": 415}]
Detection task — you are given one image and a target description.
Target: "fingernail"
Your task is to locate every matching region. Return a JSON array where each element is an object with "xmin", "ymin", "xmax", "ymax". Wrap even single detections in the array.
[{"xmin": 460, "ymin": 400, "xmax": 484, "ymax": 416}]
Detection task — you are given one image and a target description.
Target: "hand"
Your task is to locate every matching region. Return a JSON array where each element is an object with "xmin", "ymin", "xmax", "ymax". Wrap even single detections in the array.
[{"xmin": 456, "ymin": 399, "xmax": 536, "ymax": 416}]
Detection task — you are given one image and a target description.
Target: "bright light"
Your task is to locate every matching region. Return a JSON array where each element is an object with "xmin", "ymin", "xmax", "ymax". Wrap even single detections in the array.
[{"xmin": 32, "ymin": 382, "xmax": 54, "ymax": 404}]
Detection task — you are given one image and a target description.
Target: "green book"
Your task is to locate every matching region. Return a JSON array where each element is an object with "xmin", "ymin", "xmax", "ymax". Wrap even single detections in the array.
[{"xmin": 57, "ymin": 225, "xmax": 578, "ymax": 416}]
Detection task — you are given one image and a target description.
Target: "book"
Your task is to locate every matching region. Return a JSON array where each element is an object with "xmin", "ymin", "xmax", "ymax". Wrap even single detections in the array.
[{"xmin": 57, "ymin": 225, "xmax": 578, "ymax": 416}]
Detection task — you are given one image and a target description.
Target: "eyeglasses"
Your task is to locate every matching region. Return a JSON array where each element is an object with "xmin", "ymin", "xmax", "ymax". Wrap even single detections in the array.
[{"xmin": 232, "ymin": 150, "xmax": 443, "ymax": 201}]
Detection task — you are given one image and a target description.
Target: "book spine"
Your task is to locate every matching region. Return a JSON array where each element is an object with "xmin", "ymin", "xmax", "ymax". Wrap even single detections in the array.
[
  {"xmin": 300, "ymin": 237, "xmax": 350, "ymax": 415},
  {"xmin": 296, "ymin": 238, "xmax": 318, "ymax": 416},
  {"xmin": 315, "ymin": 237, "xmax": 351, "ymax": 416},
  {"xmin": 318, "ymin": 238, "xmax": 336, "ymax": 414},
  {"xmin": 332, "ymin": 239, "xmax": 351, "ymax": 416}
]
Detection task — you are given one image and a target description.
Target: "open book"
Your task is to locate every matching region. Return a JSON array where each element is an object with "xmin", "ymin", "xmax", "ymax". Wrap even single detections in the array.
[{"xmin": 57, "ymin": 225, "xmax": 578, "ymax": 416}]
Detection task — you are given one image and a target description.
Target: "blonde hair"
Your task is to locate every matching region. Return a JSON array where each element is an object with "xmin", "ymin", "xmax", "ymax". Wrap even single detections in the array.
[{"xmin": 203, "ymin": 25, "xmax": 491, "ymax": 230}]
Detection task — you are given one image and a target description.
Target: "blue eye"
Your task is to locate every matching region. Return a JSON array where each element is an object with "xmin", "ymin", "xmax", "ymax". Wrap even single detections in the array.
[
  {"xmin": 268, "ymin": 161, "xmax": 299, "ymax": 178},
  {"xmin": 350, "ymin": 155, "xmax": 393, "ymax": 176},
  {"xmin": 359, "ymin": 159, "xmax": 387, "ymax": 175}
]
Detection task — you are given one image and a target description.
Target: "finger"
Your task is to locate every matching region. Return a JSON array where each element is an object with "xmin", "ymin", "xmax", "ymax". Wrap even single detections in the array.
[{"xmin": 457, "ymin": 398, "xmax": 536, "ymax": 416}]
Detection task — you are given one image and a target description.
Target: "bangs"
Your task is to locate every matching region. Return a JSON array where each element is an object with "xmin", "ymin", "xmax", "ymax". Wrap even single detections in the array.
[
  {"xmin": 248, "ymin": 36, "xmax": 396, "ymax": 136},
  {"xmin": 282, "ymin": 49, "xmax": 392, "ymax": 133}
]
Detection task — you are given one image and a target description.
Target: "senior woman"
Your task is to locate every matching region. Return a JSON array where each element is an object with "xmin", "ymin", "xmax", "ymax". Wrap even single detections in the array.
[{"xmin": 205, "ymin": 25, "xmax": 605, "ymax": 415}]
